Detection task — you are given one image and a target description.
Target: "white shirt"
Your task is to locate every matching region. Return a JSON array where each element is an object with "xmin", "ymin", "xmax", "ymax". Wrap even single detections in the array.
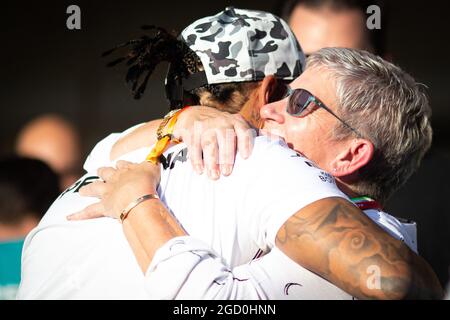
[{"xmin": 17, "ymin": 124, "xmax": 417, "ymax": 299}]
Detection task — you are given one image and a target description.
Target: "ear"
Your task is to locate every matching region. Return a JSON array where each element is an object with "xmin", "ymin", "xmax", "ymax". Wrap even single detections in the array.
[
  {"xmin": 240, "ymin": 75, "xmax": 278, "ymax": 129},
  {"xmin": 332, "ymin": 139, "xmax": 374, "ymax": 178},
  {"xmin": 258, "ymin": 75, "xmax": 277, "ymax": 107}
]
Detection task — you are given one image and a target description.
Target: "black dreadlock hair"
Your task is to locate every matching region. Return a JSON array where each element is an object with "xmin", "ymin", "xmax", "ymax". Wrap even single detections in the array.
[
  {"xmin": 102, "ymin": 25, "xmax": 202, "ymax": 102},
  {"xmin": 103, "ymin": 26, "xmax": 262, "ymax": 112}
]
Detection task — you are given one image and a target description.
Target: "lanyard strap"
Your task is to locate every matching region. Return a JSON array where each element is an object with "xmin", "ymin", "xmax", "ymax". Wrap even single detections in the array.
[
  {"xmin": 146, "ymin": 106, "xmax": 190, "ymax": 164},
  {"xmin": 351, "ymin": 196, "xmax": 383, "ymax": 211}
]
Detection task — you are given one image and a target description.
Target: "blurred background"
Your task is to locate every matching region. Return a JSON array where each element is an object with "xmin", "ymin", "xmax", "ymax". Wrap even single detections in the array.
[{"xmin": 0, "ymin": 0, "xmax": 449, "ymax": 288}]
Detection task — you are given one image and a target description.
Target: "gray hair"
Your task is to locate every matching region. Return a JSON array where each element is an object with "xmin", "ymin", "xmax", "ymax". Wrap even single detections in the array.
[{"xmin": 307, "ymin": 47, "xmax": 432, "ymax": 203}]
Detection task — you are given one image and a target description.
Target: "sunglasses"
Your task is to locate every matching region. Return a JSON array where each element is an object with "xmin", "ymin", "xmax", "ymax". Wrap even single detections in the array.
[{"xmin": 277, "ymin": 85, "xmax": 363, "ymax": 138}]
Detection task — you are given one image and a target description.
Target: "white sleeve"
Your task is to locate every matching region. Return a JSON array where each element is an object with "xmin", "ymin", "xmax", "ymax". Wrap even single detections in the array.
[{"xmin": 143, "ymin": 236, "xmax": 352, "ymax": 300}]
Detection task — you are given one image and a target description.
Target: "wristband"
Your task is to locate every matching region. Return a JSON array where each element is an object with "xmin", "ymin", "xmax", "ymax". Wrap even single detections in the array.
[{"xmin": 119, "ymin": 193, "xmax": 160, "ymax": 223}]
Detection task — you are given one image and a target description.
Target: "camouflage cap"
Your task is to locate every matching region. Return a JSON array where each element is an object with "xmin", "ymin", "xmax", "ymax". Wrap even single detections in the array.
[{"xmin": 180, "ymin": 6, "xmax": 305, "ymax": 85}]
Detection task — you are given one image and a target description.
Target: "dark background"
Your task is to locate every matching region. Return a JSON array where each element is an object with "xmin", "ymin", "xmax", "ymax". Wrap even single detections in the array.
[{"xmin": 1, "ymin": 1, "xmax": 449, "ymax": 287}]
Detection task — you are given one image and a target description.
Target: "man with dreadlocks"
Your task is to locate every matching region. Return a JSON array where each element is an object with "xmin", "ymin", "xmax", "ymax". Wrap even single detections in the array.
[{"xmin": 18, "ymin": 7, "xmax": 442, "ymax": 300}]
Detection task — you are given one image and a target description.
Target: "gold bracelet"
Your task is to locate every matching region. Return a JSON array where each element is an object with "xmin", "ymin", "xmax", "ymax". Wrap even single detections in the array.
[
  {"xmin": 119, "ymin": 194, "xmax": 160, "ymax": 223},
  {"xmin": 156, "ymin": 109, "xmax": 181, "ymax": 140}
]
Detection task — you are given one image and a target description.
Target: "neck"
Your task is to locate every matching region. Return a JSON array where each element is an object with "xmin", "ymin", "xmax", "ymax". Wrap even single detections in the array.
[{"xmin": 334, "ymin": 178, "xmax": 361, "ymax": 199}]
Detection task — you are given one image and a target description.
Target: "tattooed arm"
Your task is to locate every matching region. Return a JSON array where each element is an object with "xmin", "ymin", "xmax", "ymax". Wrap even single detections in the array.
[{"xmin": 276, "ymin": 197, "xmax": 444, "ymax": 300}]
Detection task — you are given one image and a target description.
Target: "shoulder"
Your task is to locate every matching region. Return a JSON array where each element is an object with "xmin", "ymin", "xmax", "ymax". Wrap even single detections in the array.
[
  {"xmin": 364, "ymin": 209, "xmax": 418, "ymax": 253},
  {"xmin": 251, "ymin": 136, "xmax": 319, "ymax": 169},
  {"xmin": 251, "ymin": 135, "xmax": 296, "ymax": 158},
  {"xmin": 83, "ymin": 123, "xmax": 146, "ymax": 172},
  {"xmin": 249, "ymin": 136, "xmax": 337, "ymax": 187}
]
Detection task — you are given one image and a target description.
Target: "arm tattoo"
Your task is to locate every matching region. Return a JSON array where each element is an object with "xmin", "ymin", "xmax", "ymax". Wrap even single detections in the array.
[{"xmin": 276, "ymin": 197, "xmax": 443, "ymax": 299}]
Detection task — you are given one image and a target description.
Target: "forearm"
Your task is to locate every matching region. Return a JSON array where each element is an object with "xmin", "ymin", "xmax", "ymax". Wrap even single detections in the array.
[
  {"xmin": 111, "ymin": 119, "xmax": 162, "ymax": 161},
  {"xmin": 109, "ymin": 106, "xmax": 214, "ymax": 161},
  {"xmin": 123, "ymin": 224, "xmax": 151, "ymax": 273},
  {"xmin": 122, "ymin": 198, "xmax": 186, "ymax": 271}
]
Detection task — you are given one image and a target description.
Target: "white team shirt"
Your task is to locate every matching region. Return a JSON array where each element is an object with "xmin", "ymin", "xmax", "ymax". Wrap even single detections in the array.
[{"xmin": 17, "ymin": 124, "xmax": 417, "ymax": 299}]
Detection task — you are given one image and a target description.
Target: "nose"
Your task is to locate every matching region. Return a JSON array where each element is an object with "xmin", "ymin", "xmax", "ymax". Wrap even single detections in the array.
[{"xmin": 260, "ymin": 101, "xmax": 285, "ymax": 124}]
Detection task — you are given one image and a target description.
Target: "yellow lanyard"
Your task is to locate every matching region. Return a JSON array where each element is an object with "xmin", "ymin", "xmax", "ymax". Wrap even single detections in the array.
[{"xmin": 146, "ymin": 106, "xmax": 190, "ymax": 164}]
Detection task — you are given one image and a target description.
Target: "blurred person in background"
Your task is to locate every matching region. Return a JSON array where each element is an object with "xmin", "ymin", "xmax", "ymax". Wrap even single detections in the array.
[
  {"xmin": 15, "ymin": 114, "xmax": 82, "ymax": 191},
  {"xmin": 279, "ymin": 0, "xmax": 387, "ymax": 57},
  {"xmin": 0, "ymin": 157, "xmax": 59, "ymax": 299}
]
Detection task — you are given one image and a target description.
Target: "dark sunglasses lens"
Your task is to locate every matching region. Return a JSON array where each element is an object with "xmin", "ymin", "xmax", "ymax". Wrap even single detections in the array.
[{"xmin": 287, "ymin": 89, "xmax": 310, "ymax": 115}]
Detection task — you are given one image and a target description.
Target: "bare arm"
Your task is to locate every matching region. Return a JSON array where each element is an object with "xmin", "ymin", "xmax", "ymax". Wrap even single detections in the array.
[
  {"xmin": 122, "ymin": 197, "xmax": 186, "ymax": 272},
  {"xmin": 109, "ymin": 107, "xmax": 254, "ymax": 178},
  {"xmin": 110, "ymin": 119, "xmax": 162, "ymax": 161},
  {"xmin": 276, "ymin": 197, "xmax": 444, "ymax": 299}
]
